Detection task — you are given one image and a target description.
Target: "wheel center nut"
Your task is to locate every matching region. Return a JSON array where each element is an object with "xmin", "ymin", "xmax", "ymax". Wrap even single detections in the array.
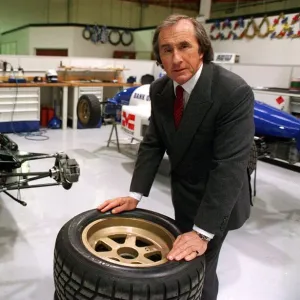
[{"xmin": 117, "ymin": 247, "xmax": 138, "ymax": 259}]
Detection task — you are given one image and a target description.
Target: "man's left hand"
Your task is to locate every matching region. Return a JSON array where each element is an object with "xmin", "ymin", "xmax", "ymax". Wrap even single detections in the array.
[{"xmin": 167, "ymin": 231, "xmax": 208, "ymax": 261}]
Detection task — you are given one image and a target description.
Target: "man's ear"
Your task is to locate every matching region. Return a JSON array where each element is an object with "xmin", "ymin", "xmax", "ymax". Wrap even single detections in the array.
[
  {"xmin": 198, "ymin": 47, "xmax": 204, "ymax": 61},
  {"xmin": 156, "ymin": 61, "xmax": 164, "ymax": 69}
]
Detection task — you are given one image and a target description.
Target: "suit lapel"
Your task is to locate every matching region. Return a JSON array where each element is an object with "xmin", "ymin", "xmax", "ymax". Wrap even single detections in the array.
[
  {"xmin": 156, "ymin": 79, "xmax": 176, "ymax": 149},
  {"xmin": 171, "ymin": 63, "xmax": 214, "ymax": 171}
]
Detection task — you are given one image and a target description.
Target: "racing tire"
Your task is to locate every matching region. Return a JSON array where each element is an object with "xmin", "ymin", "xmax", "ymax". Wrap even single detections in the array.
[
  {"xmin": 248, "ymin": 140, "xmax": 258, "ymax": 175},
  {"xmin": 108, "ymin": 29, "xmax": 121, "ymax": 46},
  {"xmin": 82, "ymin": 26, "xmax": 91, "ymax": 40},
  {"xmin": 77, "ymin": 94, "xmax": 101, "ymax": 128},
  {"xmin": 53, "ymin": 208, "xmax": 205, "ymax": 300},
  {"xmin": 121, "ymin": 30, "xmax": 133, "ymax": 46}
]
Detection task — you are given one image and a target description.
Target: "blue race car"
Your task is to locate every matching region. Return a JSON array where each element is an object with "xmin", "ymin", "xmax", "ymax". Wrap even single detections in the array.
[
  {"xmin": 254, "ymin": 100, "xmax": 300, "ymax": 164},
  {"xmin": 105, "ymin": 84, "xmax": 300, "ymax": 166}
]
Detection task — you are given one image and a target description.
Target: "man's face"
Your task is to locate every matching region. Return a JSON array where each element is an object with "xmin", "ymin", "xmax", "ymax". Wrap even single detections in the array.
[{"xmin": 158, "ymin": 19, "xmax": 203, "ymax": 85}]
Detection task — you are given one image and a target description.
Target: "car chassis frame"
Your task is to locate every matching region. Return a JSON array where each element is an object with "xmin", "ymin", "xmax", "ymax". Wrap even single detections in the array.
[{"xmin": 0, "ymin": 133, "xmax": 80, "ymax": 206}]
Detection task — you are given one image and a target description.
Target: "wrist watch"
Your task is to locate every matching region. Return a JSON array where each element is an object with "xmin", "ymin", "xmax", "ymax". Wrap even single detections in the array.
[{"xmin": 194, "ymin": 231, "xmax": 211, "ymax": 242}]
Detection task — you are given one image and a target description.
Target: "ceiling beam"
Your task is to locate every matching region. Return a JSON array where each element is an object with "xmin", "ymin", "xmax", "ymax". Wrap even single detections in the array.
[{"xmin": 120, "ymin": 0, "xmax": 200, "ymax": 11}]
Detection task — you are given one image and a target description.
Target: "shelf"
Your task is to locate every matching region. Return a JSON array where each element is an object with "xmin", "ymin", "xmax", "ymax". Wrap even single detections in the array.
[
  {"xmin": 252, "ymin": 87, "xmax": 300, "ymax": 98},
  {"xmin": 57, "ymin": 67, "xmax": 129, "ymax": 72}
]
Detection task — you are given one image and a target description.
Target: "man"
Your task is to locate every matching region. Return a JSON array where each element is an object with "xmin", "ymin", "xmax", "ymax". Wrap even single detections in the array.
[{"xmin": 98, "ymin": 14, "xmax": 255, "ymax": 300}]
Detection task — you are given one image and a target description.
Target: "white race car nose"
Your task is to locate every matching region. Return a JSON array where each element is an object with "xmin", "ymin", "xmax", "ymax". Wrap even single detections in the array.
[{"xmin": 121, "ymin": 106, "xmax": 151, "ymax": 141}]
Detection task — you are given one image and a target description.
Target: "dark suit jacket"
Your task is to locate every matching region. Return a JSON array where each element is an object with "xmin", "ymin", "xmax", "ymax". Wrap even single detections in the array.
[{"xmin": 130, "ymin": 62, "xmax": 255, "ymax": 236}]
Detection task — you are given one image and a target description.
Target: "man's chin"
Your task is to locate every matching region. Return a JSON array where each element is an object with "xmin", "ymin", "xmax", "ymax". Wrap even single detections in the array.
[{"xmin": 172, "ymin": 73, "xmax": 191, "ymax": 85}]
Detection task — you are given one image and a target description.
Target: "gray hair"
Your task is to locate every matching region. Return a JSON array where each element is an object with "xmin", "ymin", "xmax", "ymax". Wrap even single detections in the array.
[{"xmin": 152, "ymin": 14, "xmax": 214, "ymax": 65}]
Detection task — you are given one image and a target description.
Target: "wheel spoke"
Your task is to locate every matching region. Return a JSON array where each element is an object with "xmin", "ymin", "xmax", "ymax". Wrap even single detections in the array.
[
  {"xmin": 137, "ymin": 255, "xmax": 159, "ymax": 265},
  {"xmin": 124, "ymin": 234, "xmax": 136, "ymax": 247},
  {"xmin": 98, "ymin": 237, "xmax": 120, "ymax": 250},
  {"xmin": 140, "ymin": 245, "xmax": 160, "ymax": 256}
]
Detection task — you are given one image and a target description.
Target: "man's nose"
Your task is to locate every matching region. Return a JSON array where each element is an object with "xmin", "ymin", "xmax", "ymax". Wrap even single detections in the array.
[{"xmin": 172, "ymin": 49, "xmax": 182, "ymax": 64}]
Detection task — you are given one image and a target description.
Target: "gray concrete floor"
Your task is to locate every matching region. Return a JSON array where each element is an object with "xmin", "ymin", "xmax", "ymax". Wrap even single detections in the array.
[{"xmin": 0, "ymin": 125, "xmax": 299, "ymax": 300}]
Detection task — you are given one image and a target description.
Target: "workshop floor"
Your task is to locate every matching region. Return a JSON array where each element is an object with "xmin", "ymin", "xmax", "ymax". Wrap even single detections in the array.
[{"xmin": 0, "ymin": 125, "xmax": 299, "ymax": 300}]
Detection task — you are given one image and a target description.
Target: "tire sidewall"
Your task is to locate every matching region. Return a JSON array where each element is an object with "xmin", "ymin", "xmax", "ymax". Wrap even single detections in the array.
[
  {"xmin": 76, "ymin": 94, "xmax": 101, "ymax": 128},
  {"xmin": 59, "ymin": 208, "xmax": 205, "ymax": 280}
]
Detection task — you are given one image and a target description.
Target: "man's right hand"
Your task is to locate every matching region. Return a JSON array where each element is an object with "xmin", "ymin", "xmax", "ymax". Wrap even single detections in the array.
[{"xmin": 97, "ymin": 197, "xmax": 138, "ymax": 214}]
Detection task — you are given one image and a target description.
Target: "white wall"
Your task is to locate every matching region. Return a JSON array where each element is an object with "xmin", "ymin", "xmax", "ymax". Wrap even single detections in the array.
[
  {"xmin": 71, "ymin": 27, "xmax": 135, "ymax": 58},
  {"xmin": 0, "ymin": 28, "xmax": 30, "ymax": 55},
  {"xmin": 1, "ymin": 25, "xmax": 135, "ymax": 59},
  {"xmin": 204, "ymin": 13, "xmax": 300, "ymax": 65},
  {"xmin": 134, "ymin": 28, "xmax": 155, "ymax": 60},
  {"xmin": 131, "ymin": 13, "xmax": 300, "ymax": 66},
  {"xmin": 134, "ymin": 29, "xmax": 155, "ymax": 52},
  {"xmin": 28, "ymin": 27, "xmax": 75, "ymax": 56},
  {"xmin": 216, "ymin": 63, "xmax": 300, "ymax": 110}
]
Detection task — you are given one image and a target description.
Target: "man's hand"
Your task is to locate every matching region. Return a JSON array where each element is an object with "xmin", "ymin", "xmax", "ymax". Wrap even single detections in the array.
[
  {"xmin": 167, "ymin": 231, "xmax": 208, "ymax": 261},
  {"xmin": 97, "ymin": 196, "xmax": 138, "ymax": 214}
]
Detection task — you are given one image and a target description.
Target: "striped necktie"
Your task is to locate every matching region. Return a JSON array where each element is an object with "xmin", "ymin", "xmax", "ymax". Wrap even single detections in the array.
[{"xmin": 174, "ymin": 85, "xmax": 184, "ymax": 129}]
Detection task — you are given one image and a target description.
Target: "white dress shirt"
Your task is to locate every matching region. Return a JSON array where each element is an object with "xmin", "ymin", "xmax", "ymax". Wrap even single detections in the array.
[{"xmin": 129, "ymin": 63, "xmax": 214, "ymax": 240}]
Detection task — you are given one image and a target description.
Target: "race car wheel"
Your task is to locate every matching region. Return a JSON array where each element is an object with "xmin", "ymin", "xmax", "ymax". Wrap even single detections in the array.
[
  {"xmin": 77, "ymin": 94, "xmax": 101, "ymax": 128},
  {"xmin": 248, "ymin": 140, "xmax": 258, "ymax": 175},
  {"xmin": 54, "ymin": 209, "xmax": 205, "ymax": 300}
]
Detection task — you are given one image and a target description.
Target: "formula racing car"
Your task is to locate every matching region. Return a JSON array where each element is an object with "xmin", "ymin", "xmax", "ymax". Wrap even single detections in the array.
[
  {"xmin": 105, "ymin": 83, "xmax": 300, "ymax": 167},
  {"xmin": 0, "ymin": 133, "xmax": 80, "ymax": 206}
]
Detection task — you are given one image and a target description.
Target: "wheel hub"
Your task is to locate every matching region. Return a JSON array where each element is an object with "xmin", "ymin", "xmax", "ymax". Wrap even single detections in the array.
[
  {"xmin": 82, "ymin": 217, "xmax": 175, "ymax": 267},
  {"xmin": 78, "ymin": 99, "xmax": 90, "ymax": 124}
]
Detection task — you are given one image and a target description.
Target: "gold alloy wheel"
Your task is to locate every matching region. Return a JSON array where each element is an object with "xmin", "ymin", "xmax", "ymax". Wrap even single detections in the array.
[
  {"xmin": 78, "ymin": 99, "xmax": 90, "ymax": 125},
  {"xmin": 82, "ymin": 217, "xmax": 175, "ymax": 268}
]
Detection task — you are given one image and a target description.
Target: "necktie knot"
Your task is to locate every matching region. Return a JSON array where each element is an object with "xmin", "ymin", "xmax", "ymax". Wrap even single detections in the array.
[{"xmin": 176, "ymin": 85, "xmax": 184, "ymax": 98}]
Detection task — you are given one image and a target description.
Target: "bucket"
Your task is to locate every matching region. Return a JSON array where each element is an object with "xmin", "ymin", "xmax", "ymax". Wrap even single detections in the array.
[
  {"xmin": 41, "ymin": 107, "xmax": 48, "ymax": 127},
  {"xmin": 48, "ymin": 108, "xmax": 55, "ymax": 122}
]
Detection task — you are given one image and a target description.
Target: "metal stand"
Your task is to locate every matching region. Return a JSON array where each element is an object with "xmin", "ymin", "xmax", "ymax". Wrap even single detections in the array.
[{"xmin": 106, "ymin": 118, "xmax": 120, "ymax": 152}]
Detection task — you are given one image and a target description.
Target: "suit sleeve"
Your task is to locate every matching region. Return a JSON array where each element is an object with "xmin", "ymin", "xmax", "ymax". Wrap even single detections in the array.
[
  {"xmin": 194, "ymin": 83, "xmax": 255, "ymax": 235},
  {"xmin": 129, "ymin": 84, "xmax": 166, "ymax": 196}
]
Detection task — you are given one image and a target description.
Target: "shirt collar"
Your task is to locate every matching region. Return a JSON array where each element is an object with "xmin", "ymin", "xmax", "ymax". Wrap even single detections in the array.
[{"xmin": 173, "ymin": 63, "xmax": 203, "ymax": 95}]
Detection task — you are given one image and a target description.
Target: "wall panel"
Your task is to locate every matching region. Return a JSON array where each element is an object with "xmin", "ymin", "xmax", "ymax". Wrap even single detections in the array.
[
  {"xmin": 48, "ymin": 0, "xmax": 68, "ymax": 23},
  {"xmin": 211, "ymin": 0, "xmax": 300, "ymax": 19},
  {"xmin": 0, "ymin": 28, "xmax": 30, "ymax": 55},
  {"xmin": 0, "ymin": 0, "xmax": 196, "ymax": 36}
]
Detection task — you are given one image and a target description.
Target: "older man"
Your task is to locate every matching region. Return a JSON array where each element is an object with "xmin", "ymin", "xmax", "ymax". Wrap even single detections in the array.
[{"xmin": 98, "ymin": 14, "xmax": 255, "ymax": 300}]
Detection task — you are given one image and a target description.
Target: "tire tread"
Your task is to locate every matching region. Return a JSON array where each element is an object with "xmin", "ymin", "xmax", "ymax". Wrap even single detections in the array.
[
  {"xmin": 146, "ymin": 284, "xmax": 150, "ymax": 300},
  {"xmin": 55, "ymin": 251, "xmax": 204, "ymax": 300},
  {"xmin": 77, "ymin": 94, "xmax": 101, "ymax": 128},
  {"xmin": 54, "ymin": 210, "xmax": 205, "ymax": 300},
  {"xmin": 111, "ymin": 280, "xmax": 116, "ymax": 299},
  {"xmin": 163, "ymin": 283, "xmax": 167, "ymax": 300}
]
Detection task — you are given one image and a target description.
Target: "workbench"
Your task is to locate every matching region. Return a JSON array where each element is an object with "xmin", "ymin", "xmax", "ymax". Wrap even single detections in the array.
[{"xmin": 0, "ymin": 81, "xmax": 139, "ymax": 131}]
